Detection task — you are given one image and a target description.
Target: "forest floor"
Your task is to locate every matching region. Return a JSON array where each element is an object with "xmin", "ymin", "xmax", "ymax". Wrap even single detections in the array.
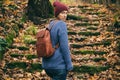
[{"xmin": 0, "ymin": 0, "xmax": 120, "ymax": 80}]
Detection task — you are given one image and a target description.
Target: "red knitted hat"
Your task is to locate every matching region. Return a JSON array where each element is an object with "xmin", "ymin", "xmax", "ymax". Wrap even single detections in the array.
[{"xmin": 53, "ymin": 1, "xmax": 68, "ymax": 17}]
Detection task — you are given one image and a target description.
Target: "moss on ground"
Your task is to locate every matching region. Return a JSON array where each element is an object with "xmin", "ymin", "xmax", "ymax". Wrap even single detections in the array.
[
  {"xmin": 72, "ymin": 50, "xmax": 107, "ymax": 55},
  {"xmin": 67, "ymin": 14, "xmax": 82, "ymax": 20},
  {"xmin": 6, "ymin": 62, "xmax": 42, "ymax": 72},
  {"xmin": 10, "ymin": 54, "xmax": 38, "ymax": 59},
  {"xmin": 73, "ymin": 65, "xmax": 109, "ymax": 75},
  {"xmin": 70, "ymin": 40, "xmax": 111, "ymax": 48}
]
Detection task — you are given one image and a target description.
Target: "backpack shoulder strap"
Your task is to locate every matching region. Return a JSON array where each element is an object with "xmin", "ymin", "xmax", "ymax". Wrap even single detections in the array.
[
  {"xmin": 47, "ymin": 20, "xmax": 58, "ymax": 31},
  {"xmin": 47, "ymin": 20, "xmax": 59, "ymax": 49}
]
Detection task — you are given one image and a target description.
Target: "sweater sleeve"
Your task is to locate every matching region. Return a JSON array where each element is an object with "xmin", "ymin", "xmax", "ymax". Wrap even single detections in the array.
[{"xmin": 58, "ymin": 21, "xmax": 73, "ymax": 71}]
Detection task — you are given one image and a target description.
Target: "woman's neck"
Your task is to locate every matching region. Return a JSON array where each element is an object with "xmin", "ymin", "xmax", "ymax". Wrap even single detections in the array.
[{"xmin": 56, "ymin": 17, "xmax": 60, "ymax": 20}]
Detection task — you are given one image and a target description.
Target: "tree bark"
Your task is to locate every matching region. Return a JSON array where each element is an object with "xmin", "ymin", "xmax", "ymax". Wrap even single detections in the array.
[
  {"xmin": 116, "ymin": 0, "xmax": 120, "ymax": 7},
  {"xmin": 99, "ymin": 0, "xmax": 103, "ymax": 4},
  {"xmin": 27, "ymin": 0, "xmax": 54, "ymax": 24}
]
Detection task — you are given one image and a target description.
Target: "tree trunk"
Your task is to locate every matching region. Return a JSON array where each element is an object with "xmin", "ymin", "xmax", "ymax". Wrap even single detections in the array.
[
  {"xmin": 104, "ymin": 0, "xmax": 111, "ymax": 6},
  {"xmin": 107, "ymin": 0, "xmax": 111, "ymax": 5},
  {"xmin": 0, "ymin": 0, "xmax": 3, "ymax": 7},
  {"xmin": 99, "ymin": 0, "xmax": 103, "ymax": 4},
  {"xmin": 27, "ymin": 0, "xmax": 54, "ymax": 24},
  {"xmin": 111, "ymin": 0, "xmax": 116, "ymax": 3},
  {"xmin": 116, "ymin": 0, "xmax": 120, "ymax": 7},
  {"xmin": 102, "ymin": 0, "xmax": 107, "ymax": 6}
]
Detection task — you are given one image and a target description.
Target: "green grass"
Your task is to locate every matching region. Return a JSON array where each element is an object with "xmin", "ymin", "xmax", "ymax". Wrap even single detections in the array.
[
  {"xmin": 25, "ymin": 39, "xmax": 36, "ymax": 45},
  {"xmin": 8, "ymin": 4, "xmax": 18, "ymax": 10},
  {"xmin": 70, "ymin": 44, "xmax": 84, "ymax": 48},
  {"xmin": 0, "ymin": 38, "xmax": 8, "ymax": 60},
  {"xmin": 6, "ymin": 62, "xmax": 42, "ymax": 72},
  {"xmin": 68, "ymin": 31, "xmax": 77, "ymax": 35},
  {"xmin": 10, "ymin": 54, "xmax": 24, "ymax": 57},
  {"xmin": 26, "ymin": 55, "xmax": 38, "ymax": 59},
  {"xmin": 28, "ymin": 63, "xmax": 42, "ymax": 72},
  {"xmin": 24, "ymin": 25, "xmax": 37, "ymax": 35},
  {"xmin": 67, "ymin": 14, "xmax": 82, "ymax": 20},
  {"xmin": 6, "ymin": 62, "xmax": 109, "ymax": 74},
  {"xmin": 5, "ymin": 31, "xmax": 15, "ymax": 46},
  {"xmin": 69, "ymin": 37, "xmax": 87, "ymax": 42},
  {"xmin": 116, "ymin": 40, "xmax": 120, "ymax": 52},
  {"xmin": 87, "ymin": 41, "xmax": 111, "ymax": 46},
  {"xmin": 17, "ymin": 46, "xmax": 29, "ymax": 50},
  {"xmin": 23, "ymin": 35, "xmax": 36, "ymax": 44},
  {"xmin": 78, "ymin": 5, "xmax": 88, "ymax": 8},
  {"xmin": 6, "ymin": 62, "xmax": 28, "ymax": 70},
  {"xmin": 70, "ymin": 40, "xmax": 111, "ymax": 48},
  {"xmin": 68, "ymin": 31, "xmax": 100, "ymax": 36},
  {"xmin": 78, "ymin": 32, "xmax": 100, "ymax": 36},
  {"xmin": 87, "ymin": 12, "xmax": 105, "ymax": 15},
  {"xmin": 80, "ymin": 8, "xmax": 99, "ymax": 13},
  {"xmin": 73, "ymin": 65, "xmax": 109, "ymax": 75},
  {"xmin": 72, "ymin": 50, "xmax": 107, "ymax": 55},
  {"xmin": 83, "ymin": 8, "xmax": 97, "ymax": 11},
  {"xmin": 10, "ymin": 54, "xmax": 38, "ymax": 59},
  {"xmin": 87, "ymin": 27, "xmax": 98, "ymax": 30},
  {"xmin": 93, "ymin": 57, "xmax": 107, "ymax": 62},
  {"xmin": 0, "ymin": 53, "xmax": 4, "ymax": 60},
  {"xmin": 73, "ymin": 57, "xmax": 107, "ymax": 62},
  {"xmin": 82, "ymin": 18, "xmax": 100, "ymax": 22},
  {"xmin": 8, "ymin": 45, "xmax": 30, "ymax": 50},
  {"xmin": 74, "ymin": 23, "xmax": 99, "ymax": 26}
]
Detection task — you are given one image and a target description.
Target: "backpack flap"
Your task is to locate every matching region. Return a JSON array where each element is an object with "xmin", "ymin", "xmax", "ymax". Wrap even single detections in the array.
[{"xmin": 36, "ymin": 29, "xmax": 46, "ymax": 38}]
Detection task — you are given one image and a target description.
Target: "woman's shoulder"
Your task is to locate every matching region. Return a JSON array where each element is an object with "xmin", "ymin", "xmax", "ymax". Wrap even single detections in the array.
[
  {"xmin": 58, "ymin": 20, "xmax": 66, "ymax": 25},
  {"xmin": 50, "ymin": 20, "xmax": 66, "ymax": 25},
  {"xmin": 50, "ymin": 20, "xmax": 67, "ymax": 31}
]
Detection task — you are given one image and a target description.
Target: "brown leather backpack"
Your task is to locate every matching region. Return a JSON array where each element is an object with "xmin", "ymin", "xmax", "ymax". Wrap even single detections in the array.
[{"xmin": 36, "ymin": 21, "xmax": 58, "ymax": 58}]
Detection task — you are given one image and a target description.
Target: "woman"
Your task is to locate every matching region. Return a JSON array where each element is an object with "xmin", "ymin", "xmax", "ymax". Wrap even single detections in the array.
[{"xmin": 42, "ymin": 1, "xmax": 73, "ymax": 80}]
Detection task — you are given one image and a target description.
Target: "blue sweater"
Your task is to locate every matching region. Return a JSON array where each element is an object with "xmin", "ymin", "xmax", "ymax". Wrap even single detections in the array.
[{"xmin": 42, "ymin": 20, "xmax": 73, "ymax": 71}]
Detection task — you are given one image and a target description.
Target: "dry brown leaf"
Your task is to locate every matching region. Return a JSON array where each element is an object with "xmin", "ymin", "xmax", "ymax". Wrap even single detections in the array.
[
  {"xmin": 3, "ymin": 0, "xmax": 11, "ymax": 5},
  {"xmin": 13, "ymin": 37, "xmax": 20, "ymax": 43},
  {"xmin": 41, "ymin": 70, "xmax": 46, "ymax": 76},
  {"xmin": 5, "ymin": 78, "xmax": 12, "ymax": 80},
  {"xmin": 0, "ymin": 18, "xmax": 5, "ymax": 22},
  {"xmin": 88, "ymin": 76, "xmax": 95, "ymax": 80},
  {"xmin": 13, "ymin": 10, "xmax": 19, "ymax": 16},
  {"xmin": 98, "ymin": 7, "xmax": 108, "ymax": 13}
]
